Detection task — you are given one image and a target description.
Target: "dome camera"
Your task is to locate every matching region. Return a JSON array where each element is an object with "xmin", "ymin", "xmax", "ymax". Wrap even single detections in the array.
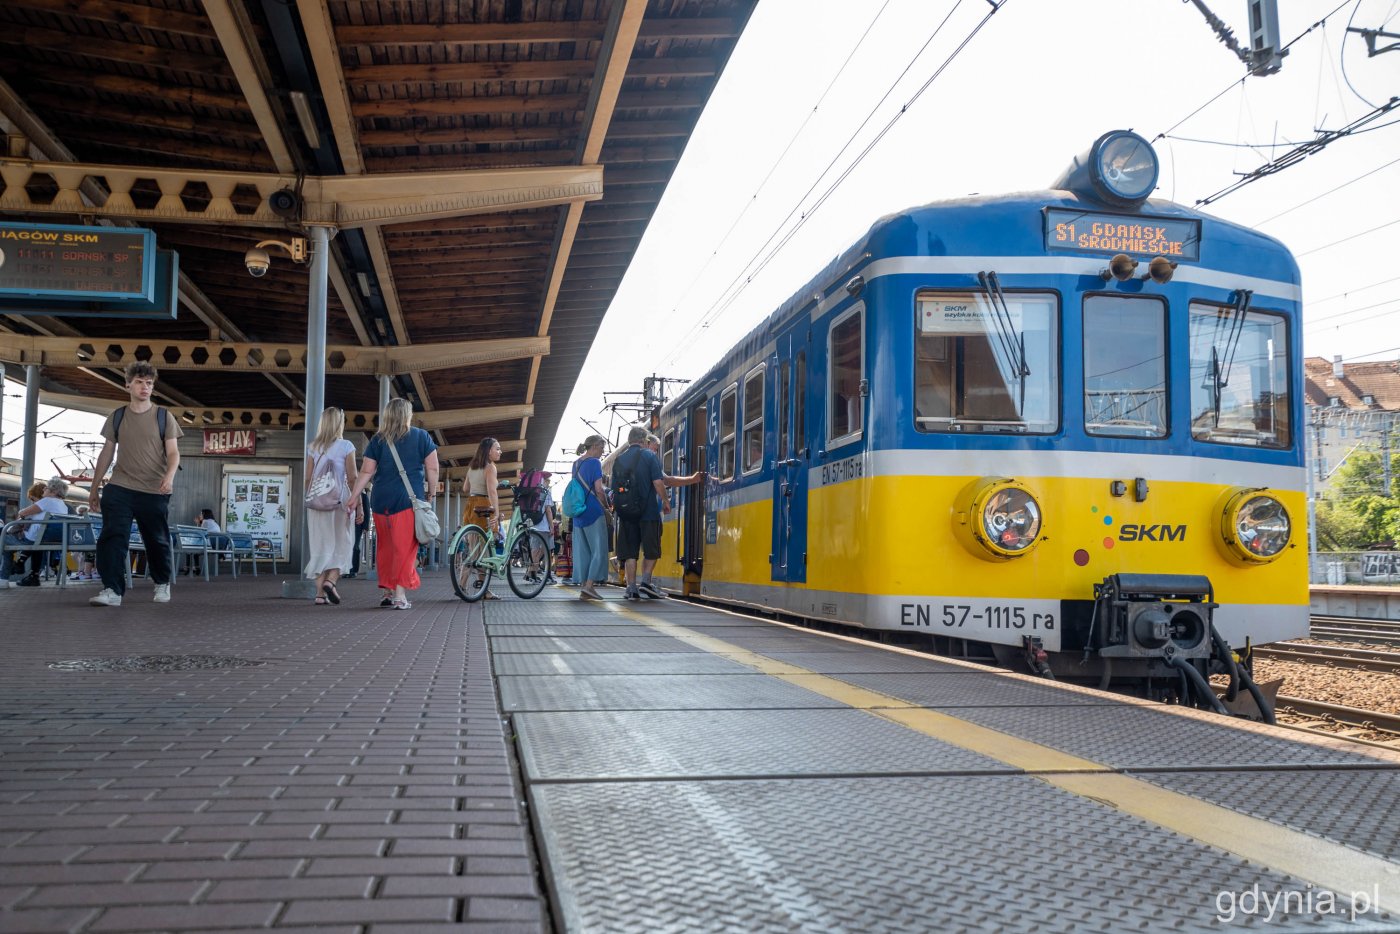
[{"xmin": 244, "ymin": 247, "xmax": 271, "ymax": 278}]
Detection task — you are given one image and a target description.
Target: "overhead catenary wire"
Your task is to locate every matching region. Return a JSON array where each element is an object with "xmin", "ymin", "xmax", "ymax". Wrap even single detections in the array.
[
  {"xmin": 662, "ymin": 0, "xmax": 1007, "ymax": 367},
  {"xmin": 1253, "ymin": 153, "xmax": 1400, "ymax": 224},
  {"xmin": 655, "ymin": 0, "xmax": 896, "ymax": 346},
  {"xmin": 1295, "ymin": 216, "xmax": 1400, "ymax": 256}
]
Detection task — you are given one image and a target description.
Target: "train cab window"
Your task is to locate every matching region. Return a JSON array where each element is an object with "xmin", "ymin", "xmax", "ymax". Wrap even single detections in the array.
[
  {"xmin": 915, "ymin": 291, "xmax": 1058, "ymax": 433},
  {"xmin": 1188, "ymin": 302, "xmax": 1291, "ymax": 448},
  {"xmin": 1083, "ymin": 295, "xmax": 1167, "ymax": 437},
  {"xmin": 742, "ymin": 366, "xmax": 765, "ymax": 474},
  {"xmin": 662, "ymin": 429, "xmax": 675, "ymax": 475},
  {"xmin": 718, "ymin": 385, "xmax": 738, "ymax": 480},
  {"xmin": 828, "ymin": 305, "xmax": 864, "ymax": 444},
  {"xmin": 778, "ymin": 361, "xmax": 791, "ymax": 462}
]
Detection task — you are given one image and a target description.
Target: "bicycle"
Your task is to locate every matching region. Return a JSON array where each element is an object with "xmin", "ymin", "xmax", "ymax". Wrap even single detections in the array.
[{"xmin": 448, "ymin": 481, "xmax": 552, "ymax": 602}]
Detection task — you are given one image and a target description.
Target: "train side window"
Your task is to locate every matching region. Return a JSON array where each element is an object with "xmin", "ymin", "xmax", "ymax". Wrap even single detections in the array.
[
  {"xmin": 915, "ymin": 291, "xmax": 1058, "ymax": 433},
  {"xmin": 778, "ymin": 361, "xmax": 790, "ymax": 462},
  {"xmin": 1188, "ymin": 302, "xmax": 1291, "ymax": 448},
  {"xmin": 1083, "ymin": 295, "xmax": 1168, "ymax": 438},
  {"xmin": 742, "ymin": 365, "xmax": 765, "ymax": 474},
  {"xmin": 662, "ymin": 429, "xmax": 675, "ymax": 475},
  {"xmin": 827, "ymin": 304, "xmax": 864, "ymax": 445},
  {"xmin": 718, "ymin": 384, "xmax": 738, "ymax": 480},
  {"xmin": 794, "ymin": 350, "xmax": 807, "ymax": 455}
]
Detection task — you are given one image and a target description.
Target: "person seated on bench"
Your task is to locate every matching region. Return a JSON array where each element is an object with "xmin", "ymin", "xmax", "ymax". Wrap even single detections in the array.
[
  {"xmin": 3, "ymin": 477, "xmax": 70, "ymax": 586},
  {"xmin": 184, "ymin": 508, "xmax": 222, "ymax": 576}
]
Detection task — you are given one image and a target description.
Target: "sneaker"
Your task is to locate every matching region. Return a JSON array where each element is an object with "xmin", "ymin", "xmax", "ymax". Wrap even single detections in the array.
[
  {"xmin": 89, "ymin": 588, "xmax": 122, "ymax": 607},
  {"xmin": 17, "ymin": 574, "xmax": 40, "ymax": 587},
  {"xmin": 152, "ymin": 583, "xmax": 171, "ymax": 604},
  {"xmin": 624, "ymin": 589, "xmax": 640, "ymax": 601},
  {"xmin": 637, "ymin": 581, "xmax": 665, "ymax": 599}
]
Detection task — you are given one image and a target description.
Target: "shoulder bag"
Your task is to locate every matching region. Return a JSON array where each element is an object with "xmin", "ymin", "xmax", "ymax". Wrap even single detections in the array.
[
  {"xmin": 385, "ymin": 434, "xmax": 440, "ymax": 544},
  {"xmin": 305, "ymin": 449, "xmax": 343, "ymax": 511}
]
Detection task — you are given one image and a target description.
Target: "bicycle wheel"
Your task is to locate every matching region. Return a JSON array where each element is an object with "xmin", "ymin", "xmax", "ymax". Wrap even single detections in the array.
[
  {"xmin": 506, "ymin": 529, "xmax": 551, "ymax": 599},
  {"xmin": 450, "ymin": 525, "xmax": 492, "ymax": 602}
]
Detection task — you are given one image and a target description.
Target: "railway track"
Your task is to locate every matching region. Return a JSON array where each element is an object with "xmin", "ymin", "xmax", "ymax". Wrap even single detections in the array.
[
  {"xmin": 1275, "ymin": 695, "xmax": 1400, "ymax": 740},
  {"xmin": 1309, "ymin": 615, "xmax": 1400, "ymax": 646},
  {"xmin": 1255, "ymin": 643, "xmax": 1400, "ymax": 673}
]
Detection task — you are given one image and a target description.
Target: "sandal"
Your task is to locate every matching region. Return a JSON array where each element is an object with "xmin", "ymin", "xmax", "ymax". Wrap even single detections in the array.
[
  {"xmin": 482, "ymin": 590, "xmax": 501, "ymax": 601},
  {"xmin": 579, "ymin": 589, "xmax": 601, "ymax": 601},
  {"xmin": 314, "ymin": 596, "xmax": 327, "ymax": 605},
  {"xmin": 322, "ymin": 582, "xmax": 341, "ymax": 605}
]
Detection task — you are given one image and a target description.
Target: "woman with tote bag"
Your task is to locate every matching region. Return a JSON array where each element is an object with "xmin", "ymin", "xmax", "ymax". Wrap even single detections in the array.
[
  {"xmin": 345, "ymin": 398, "xmax": 439, "ymax": 610},
  {"xmin": 303, "ymin": 407, "xmax": 360, "ymax": 606}
]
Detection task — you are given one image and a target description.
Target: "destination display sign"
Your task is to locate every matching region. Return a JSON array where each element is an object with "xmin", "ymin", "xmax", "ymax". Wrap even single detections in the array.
[
  {"xmin": 0, "ymin": 249, "xmax": 178, "ymax": 319},
  {"xmin": 1044, "ymin": 208, "xmax": 1200, "ymax": 261},
  {"xmin": 0, "ymin": 222, "xmax": 156, "ymax": 302}
]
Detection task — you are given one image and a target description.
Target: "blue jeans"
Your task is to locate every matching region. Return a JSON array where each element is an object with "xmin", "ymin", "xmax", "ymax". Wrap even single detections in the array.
[
  {"xmin": 97, "ymin": 483, "xmax": 172, "ymax": 594},
  {"xmin": 572, "ymin": 517, "xmax": 609, "ymax": 586}
]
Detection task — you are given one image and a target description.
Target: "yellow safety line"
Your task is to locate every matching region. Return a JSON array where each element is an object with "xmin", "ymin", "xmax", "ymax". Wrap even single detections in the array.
[{"xmin": 605, "ymin": 602, "xmax": 1400, "ymax": 912}]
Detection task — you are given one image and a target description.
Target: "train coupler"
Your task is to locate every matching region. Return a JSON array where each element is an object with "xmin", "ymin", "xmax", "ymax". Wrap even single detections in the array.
[{"xmin": 1022, "ymin": 635, "xmax": 1055, "ymax": 679}]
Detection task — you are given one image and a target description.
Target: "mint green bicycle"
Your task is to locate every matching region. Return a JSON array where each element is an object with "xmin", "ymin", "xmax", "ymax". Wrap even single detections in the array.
[{"xmin": 449, "ymin": 481, "xmax": 551, "ymax": 602}]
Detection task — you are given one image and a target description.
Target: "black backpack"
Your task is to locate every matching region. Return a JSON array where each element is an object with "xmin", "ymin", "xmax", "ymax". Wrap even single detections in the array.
[
  {"xmin": 112, "ymin": 405, "xmax": 169, "ymax": 442},
  {"xmin": 610, "ymin": 448, "xmax": 649, "ymax": 521}
]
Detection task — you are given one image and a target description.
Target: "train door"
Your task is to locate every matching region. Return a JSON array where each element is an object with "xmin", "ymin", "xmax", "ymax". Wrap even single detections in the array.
[
  {"xmin": 771, "ymin": 325, "xmax": 809, "ymax": 582},
  {"xmin": 681, "ymin": 397, "xmax": 708, "ymax": 589}
]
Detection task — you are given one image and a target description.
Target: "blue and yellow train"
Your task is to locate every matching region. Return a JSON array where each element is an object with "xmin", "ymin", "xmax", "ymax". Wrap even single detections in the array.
[{"xmin": 652, "ymin": 131, "xmax": 1302, "ymax": 712}]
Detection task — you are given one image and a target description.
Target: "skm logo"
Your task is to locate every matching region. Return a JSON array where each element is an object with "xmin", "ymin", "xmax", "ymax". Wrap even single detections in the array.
[{"xmin": 1118, "ymin": 523, "xmax": 1187, "ymax": 542}]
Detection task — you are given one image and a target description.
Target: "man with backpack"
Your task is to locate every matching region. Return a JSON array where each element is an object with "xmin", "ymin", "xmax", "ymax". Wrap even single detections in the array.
[
  {"xmin": 86, "ymin": 361, "xmax": 183, "ymax": 607},
  {"xmin": 611, "ymin": 425, "xmax": 672, "ymax": 601}
]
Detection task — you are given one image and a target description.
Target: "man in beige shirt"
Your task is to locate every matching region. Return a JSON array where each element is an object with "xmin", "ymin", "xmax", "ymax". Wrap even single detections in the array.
[{"xmin": 87, "ymin": 361, "xmax": 184, "ymax": 606}]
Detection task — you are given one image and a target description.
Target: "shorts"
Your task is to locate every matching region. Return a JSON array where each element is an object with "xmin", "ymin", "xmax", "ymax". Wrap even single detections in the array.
[{"xmin": 615, "ymin": 518, "xmax": 661, "ymax": 562}]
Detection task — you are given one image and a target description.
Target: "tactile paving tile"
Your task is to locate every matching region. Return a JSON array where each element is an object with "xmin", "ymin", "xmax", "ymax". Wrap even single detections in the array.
[
  {"xmin": 819, "ymin": 671, "xmax": 1134, "ymax": 708},
  {"xmin": 952, "ymin": 705, "xmax": 1386, "ymax": 769},
  {"xmin": 531, "ymin": 776, "xmax": 1395, "ymax": 932},
  {"xmin": 1137, "ymin": 769, "xmax": 1400, "ymax": 862},
  {"xmin": 493, "ymin": 653, "xmax": 755, "ymax": 676},
  {"xmin": 514, "ymin": 709, "xmax": 1010, "ymax": 780},
  {"xmin": 498, "ymin": 674, "xmax": 848, "ymax": 712},
  {"xmin": 489, "ymin": 636, "xmax": 706, "ymax": 654}
]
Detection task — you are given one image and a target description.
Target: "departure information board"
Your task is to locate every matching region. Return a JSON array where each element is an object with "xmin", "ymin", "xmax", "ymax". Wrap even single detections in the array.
[
  {"xmin": 1044, "ymin": 208, "xmax": 1200, "ymax": 261},
  {"xmin": 0, "ymin": 222, "xmax": 156, "ymax": 301}
]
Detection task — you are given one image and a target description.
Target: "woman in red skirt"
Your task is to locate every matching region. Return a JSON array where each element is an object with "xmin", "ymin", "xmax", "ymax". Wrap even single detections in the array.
[{"xmin": 345, "ymin": 398, "xmax": 439, "ymax": 610}]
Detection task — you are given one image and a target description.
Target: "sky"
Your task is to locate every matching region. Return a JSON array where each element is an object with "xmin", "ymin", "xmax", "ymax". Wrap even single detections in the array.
[{"xmin": 4, "ymin": 0, "xmax": 1397, "ymax": 484}]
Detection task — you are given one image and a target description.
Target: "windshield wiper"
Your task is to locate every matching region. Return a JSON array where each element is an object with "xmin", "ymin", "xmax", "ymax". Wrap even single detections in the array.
[
  {"xmin": 977, "ymin": 270, "xmax": 1030, "ymax": 412},
  {"xmin": 1210, "ymin": 289, "xmax": 1253, "ymax": 424}
]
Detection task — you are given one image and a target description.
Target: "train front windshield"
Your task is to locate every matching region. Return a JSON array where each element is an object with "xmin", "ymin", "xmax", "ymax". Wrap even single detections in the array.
[
  {"xmin": 915, "ymin": 291, "xmax": 1058, "ymax": 434},
  {"xmin": 1188, "ymin": 302, "xmax": 1292, "ymax": 448}
]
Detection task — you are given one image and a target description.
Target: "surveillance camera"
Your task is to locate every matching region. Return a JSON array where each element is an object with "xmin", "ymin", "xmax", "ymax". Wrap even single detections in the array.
[{"xmin": 244, "ymin": 247, "xmax": 271, "ymax": 278}]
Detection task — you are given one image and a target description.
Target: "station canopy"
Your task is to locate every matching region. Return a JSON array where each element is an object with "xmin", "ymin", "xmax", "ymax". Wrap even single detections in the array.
[{"xmin": 0, "ymin": 0, "xmax": 756, "ymax": 476}]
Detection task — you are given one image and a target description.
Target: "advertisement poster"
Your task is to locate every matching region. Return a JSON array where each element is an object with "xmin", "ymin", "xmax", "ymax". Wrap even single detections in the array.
[{"xmin": 221, "ymin": 466, "xmax": 290, "ymax": 560}]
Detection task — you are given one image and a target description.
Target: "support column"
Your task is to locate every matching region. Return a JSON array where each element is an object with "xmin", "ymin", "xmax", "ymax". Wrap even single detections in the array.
[
  {"xmin": 284, "ymin": 225, "xmax": 335, "ymax": 599},
  {"xmin": 20, "ymin": 364, "xmax": 40, "ymax": 498},
  {"xmin": 378, "ymin": 374, "xmax": 391, "ymax": 417}
]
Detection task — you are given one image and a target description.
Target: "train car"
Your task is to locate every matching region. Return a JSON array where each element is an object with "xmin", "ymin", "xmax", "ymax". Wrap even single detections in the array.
[
  {"xmin": 652, "ymin": 131, "xmax": 1302, "ymax": 711},
  {"xmin": 1, "ymin": 471, "xmax": 93, "ymax": 521}
]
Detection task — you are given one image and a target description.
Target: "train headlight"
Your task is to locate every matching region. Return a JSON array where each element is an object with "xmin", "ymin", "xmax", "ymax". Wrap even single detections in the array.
[
  {"xmin": 954, "ymin": 478, "xmax": 1045, "ymax": 561},
  {"xmin": 1218, "ymin": 488, "xmax": 1292, "ymax": 564},
  {"xmin": 1092, "ymin": 131, "xmax": 1158, "ymax": 205}
]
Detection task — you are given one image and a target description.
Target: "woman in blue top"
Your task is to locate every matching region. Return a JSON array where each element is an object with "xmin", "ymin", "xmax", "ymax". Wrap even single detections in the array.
[
  {"xmin": 570, "ymin": 434, "xmax": 611, "ymax": 601},
  {"xmin": 345, "ymin": 398, "xmax": 438, "ymax": 610}
]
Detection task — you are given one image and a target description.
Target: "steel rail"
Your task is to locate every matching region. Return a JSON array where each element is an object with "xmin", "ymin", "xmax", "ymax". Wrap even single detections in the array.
[
  {"xmin": 1276, "ymin": 695, "xmax": 1400, "ymax": 736},
  {"xmin": 1255, "ymin": 644, "xmax": 1400, "ymax": 673}
]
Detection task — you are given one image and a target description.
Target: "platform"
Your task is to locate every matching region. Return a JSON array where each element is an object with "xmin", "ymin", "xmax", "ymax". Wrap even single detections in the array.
[{"xmin": 5, "ymin": 578, "xmax": 1400, "ymax": 931}]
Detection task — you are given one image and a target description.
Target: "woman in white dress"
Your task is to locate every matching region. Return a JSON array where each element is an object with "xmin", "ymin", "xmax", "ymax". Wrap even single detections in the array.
[{"xmin": 303, "ymin": 407, "xmax": 360, "ymax": 605}]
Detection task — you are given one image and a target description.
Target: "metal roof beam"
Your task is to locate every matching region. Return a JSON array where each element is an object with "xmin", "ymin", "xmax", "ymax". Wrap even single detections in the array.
[{"xmin": 2, "ymin": 335, "xmax": 549, "ymax": 375}]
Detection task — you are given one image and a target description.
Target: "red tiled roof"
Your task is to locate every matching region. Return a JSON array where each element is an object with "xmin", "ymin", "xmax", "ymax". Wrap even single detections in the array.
[{"xmin": 1304, "ymin": 356, "xmax": 1400, "ymax": 410}]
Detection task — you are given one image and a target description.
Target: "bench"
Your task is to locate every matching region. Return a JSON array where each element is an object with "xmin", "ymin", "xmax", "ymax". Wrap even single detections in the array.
[
  {"xmin": 173, "ymin": 525, "xmax": 211, "ymax": 582},
  {"xmin": 227, "ymin": 532, "xmax": 276, "ymax": 576},
  {"xmin": 2, "ymin": 516, "xmax": 97, "ymax": 590}
]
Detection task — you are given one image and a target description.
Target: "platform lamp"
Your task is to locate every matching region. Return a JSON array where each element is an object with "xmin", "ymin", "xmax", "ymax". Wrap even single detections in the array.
[{"xmin": 244, "ymin": 227, "xmax": 337, "ymax": 599}]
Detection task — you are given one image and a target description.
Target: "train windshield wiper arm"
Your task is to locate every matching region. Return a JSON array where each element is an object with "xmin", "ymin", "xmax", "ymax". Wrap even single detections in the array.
[
  {"xmin": 977, "ymin": 271, "xmax": 1030, "ymax": 413},
  {"xmin": 1210, "ymin": 289, "xmax": 1253, "ymax": 425}
]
